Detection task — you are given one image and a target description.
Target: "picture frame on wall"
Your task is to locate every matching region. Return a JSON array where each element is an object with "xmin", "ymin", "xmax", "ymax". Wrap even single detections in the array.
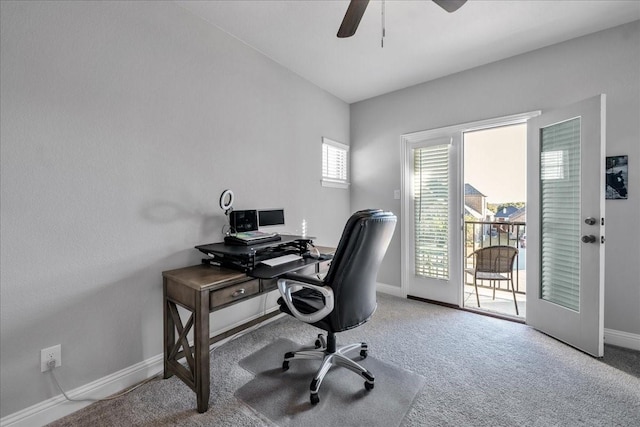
[{"xmin": 606, "ymin": 155, "xmax": 628, "ymax": 200}]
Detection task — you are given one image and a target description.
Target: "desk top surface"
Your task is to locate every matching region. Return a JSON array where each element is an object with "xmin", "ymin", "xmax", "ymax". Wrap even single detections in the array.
[{"xmin": 163, "ymin": 265, "xmax": 248, "ymax": 291}]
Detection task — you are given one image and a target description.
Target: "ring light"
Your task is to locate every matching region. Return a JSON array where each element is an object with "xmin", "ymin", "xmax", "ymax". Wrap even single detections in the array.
[{"xmin": 219, "ymin": 189, "xmax": 234, "ymax": 211}]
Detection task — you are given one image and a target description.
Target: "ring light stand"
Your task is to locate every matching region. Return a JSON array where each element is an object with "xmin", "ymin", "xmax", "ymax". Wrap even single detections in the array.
[{"xmin": 219, "ymin": 189, "xmax": 234, "ymax": 235}]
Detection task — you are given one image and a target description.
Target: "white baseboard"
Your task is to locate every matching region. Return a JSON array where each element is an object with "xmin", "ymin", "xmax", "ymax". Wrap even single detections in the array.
[
  {"xmin": 376, "ymin": 282, "xmax": 404, "ymax": 297},
  {"xmin": 0, "ymin": 313, "xmax": 283, "ymax": 427},
  {"xmin": 0, "ymin": 354, "xmax": 164, "ymax": 427},
  {"xmin": 604, "ymin": 328, "xmax": 640, "ymax": 351}
]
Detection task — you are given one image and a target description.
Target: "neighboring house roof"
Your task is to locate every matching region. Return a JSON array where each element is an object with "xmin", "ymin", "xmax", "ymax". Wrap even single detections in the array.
[
  {"xmin": 464, "ymin": 204, "xmax": 483, "ymax": 219},
  {"xmin": 464, "ymin": 183, "xmax": 486, "ymax": 197},
  {"xmin": 510, "ymin": 207, "xmax": 526, "ymax": 222},
  {"xmin": 495, "ymin": 205, "xmax": 520, "ymax": 219}
]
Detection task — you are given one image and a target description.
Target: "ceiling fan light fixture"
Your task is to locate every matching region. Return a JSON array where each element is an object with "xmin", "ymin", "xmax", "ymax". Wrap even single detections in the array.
[
  {"xmin": 337, "ymin": 0, "xmax": 370, "ymax": 38},
  {"xmin": 432, "ymin": 0, "xmax": 468, "ymax": 13},
  {"xmin": 337, "ymin": 0, "xmax": 467, "ymax": 39}
]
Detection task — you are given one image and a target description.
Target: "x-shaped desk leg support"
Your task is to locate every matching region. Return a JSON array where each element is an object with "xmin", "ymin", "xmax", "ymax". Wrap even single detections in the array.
[{"xmin": 164, "ymin": 286, "xmax": 210, "ymax": 412}]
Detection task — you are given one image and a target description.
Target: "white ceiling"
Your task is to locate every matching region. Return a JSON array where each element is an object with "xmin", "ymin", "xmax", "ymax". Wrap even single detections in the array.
[{"xmin": 177, "ymin": 1, "xmax": 640, "ymax": 104}]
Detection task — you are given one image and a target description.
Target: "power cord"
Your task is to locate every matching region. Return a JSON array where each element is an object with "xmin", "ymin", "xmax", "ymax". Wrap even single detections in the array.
[
  {"xmin": 48, "ymin": 295, "xmax": 276, "ymax": 402},
  {"xmin": 46, "ymin": 359, "xmax": 162, "ymax": 403}
]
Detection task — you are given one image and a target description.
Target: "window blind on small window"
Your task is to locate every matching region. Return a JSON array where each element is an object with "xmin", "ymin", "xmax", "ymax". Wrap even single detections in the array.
[
  {"xmin": 413, "ymin": 144, "xmax": 449, "ymax": 280},
  {"xmin": 322, "ymin": 138, "xmax": 349, "ymax": 188},
  {"xmin": 540, "ymin": 117, "xmax": 581, "ymax": 311}
]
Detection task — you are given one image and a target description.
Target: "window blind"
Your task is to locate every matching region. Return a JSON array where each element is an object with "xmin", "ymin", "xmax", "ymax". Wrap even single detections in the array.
[
  {"xmin": 413, "ymin": 144, "xmax": 449, "ymax": 280},
  {"xmin": 540, "ymin": 117, "xmax": 581, "ymax": 311},
  {"xmin": 322, "ymin": 138, "xmax": 349, "ymax": 188}
]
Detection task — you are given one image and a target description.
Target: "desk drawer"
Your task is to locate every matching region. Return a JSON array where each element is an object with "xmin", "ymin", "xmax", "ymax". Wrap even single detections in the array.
[
  {"xmin": 261, "ymin": 278, "xmax": 278, "ymax": 292},
  {"xmin": 318, "ymin": 259, "xmax": 331, "ymax": 274},
  {"xmin": 295, "ymin": 260, "xmax": 331, "ymax": 277},
  {"xmin": 210, "ymin": 279, "xmax": 259, "ymax": 309}
]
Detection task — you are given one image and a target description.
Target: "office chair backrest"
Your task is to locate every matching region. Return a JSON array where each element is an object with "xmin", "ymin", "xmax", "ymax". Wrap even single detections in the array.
[{"xmin": 323, "ymin": 209, "xmax": 397, "ymax": 331}]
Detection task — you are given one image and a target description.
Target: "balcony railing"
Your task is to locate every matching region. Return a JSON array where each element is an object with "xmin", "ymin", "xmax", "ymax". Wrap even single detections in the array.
[{"xmin": 464, "ymin": 221, "xmax": 526, "ymax": 293}]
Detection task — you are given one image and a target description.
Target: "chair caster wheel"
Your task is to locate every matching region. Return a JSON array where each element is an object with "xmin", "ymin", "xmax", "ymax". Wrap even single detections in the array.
[
  {"xmin": 360, "ymin": 349, "xmax": 368, "ymax": 359},
  {"xmin": 364, "ymin": 381, "xmax": 374, "ymax": 391},
  {"xmin": 315, "ymin": 334, "xmax": 325, "ymax": 349},
  {"xmin": 310, "ymin": 393, "xmax": 320, "ymax": 405},
  {"xmin": 282, "ymin": 361, "xmax": 289, "ymax": 371}
]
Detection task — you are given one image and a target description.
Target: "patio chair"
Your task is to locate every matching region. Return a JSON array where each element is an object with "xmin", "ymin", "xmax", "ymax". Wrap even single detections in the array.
[{"xmin": 465, "ymin": 245, "xmax": 519, "ymax": 315}]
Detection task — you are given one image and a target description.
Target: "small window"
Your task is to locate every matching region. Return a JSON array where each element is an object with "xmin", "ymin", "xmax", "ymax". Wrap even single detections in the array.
[{"xmin": 322, "ymin": 137, "xmax": 350, "ymax": 188}]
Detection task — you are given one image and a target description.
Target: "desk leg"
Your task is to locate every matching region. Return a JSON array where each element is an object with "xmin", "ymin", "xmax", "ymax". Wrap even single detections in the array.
[
  {"xmin": 194, "ymin": 290, "xmax": 210, "ymax": 413},
  {"xmin": 163, "ymin": 278, "xmax": 174, "ymax": 379}
]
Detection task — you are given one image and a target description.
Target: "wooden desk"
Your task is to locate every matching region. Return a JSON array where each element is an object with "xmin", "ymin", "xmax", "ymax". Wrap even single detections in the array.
[{"xmin": 162, "ymin": 247, "xmax": 333, "ymax": 413}]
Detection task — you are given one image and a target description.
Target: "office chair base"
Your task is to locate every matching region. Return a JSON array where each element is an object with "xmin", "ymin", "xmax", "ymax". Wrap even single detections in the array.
[{"xmin": 282, "ymin": 333, "xmax": 374, "ymax": 405}]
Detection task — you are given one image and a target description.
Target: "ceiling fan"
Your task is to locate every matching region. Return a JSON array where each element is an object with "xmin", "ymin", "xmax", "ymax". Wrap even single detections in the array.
[{"xmin": 337, "ymin": 0, "xmax": 467, "ymax": 38}]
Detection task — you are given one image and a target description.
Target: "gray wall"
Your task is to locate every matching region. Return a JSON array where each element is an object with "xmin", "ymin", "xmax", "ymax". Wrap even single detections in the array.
[
  {"xmin": 351, "ymin": 21, "xmax": 640, "ymax": 336},
  {"xmin": 0, "ymin": 1, "xmax": 350, "ymax": 417}
]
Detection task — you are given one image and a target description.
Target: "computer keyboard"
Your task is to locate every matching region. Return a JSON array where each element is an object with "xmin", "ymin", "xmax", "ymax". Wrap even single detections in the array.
[{"xmin": 261, "ymin": 254, "xmax": 302, "ymax": 267}]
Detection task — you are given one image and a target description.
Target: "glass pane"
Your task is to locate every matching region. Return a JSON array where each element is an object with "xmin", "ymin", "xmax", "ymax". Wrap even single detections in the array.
[
  {"xmin": 540, "ymin": 118, "xmax": 580, "ymax": 311},
  {"xmin": 413, "ymin": 144, "xmax": 449, "ymax": 280}
]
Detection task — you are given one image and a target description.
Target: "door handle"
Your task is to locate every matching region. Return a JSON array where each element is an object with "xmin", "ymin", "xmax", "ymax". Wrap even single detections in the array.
[{"xmin": 581, "ymin": 235, "xmax": 597, "ymax": 244}]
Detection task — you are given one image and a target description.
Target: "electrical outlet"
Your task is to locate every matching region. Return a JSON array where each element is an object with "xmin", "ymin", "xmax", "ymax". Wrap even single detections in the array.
[{"xmin": 41, "ymin": 344, "xmax": 61, "ymax": 372}]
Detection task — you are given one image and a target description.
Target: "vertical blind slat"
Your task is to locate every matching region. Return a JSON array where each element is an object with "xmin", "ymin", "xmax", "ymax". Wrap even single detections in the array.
[
  {"xmin": 540, "ymin": 117, "xmax": 581, "ymax": 311},
  {"xmin": 413, "ymin": 144, "xmax": 449, "ymax": 280}
]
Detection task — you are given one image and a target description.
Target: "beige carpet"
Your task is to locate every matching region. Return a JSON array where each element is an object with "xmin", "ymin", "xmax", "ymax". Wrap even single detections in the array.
[{"xmin": 47, "ymin": 293, "xmax": 640, "ymax": 426}]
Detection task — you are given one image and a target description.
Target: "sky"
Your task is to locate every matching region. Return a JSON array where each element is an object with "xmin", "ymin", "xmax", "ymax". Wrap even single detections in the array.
[{"xmin": 464, "ymin": 123, "xmax": 526, "ymax": 204}]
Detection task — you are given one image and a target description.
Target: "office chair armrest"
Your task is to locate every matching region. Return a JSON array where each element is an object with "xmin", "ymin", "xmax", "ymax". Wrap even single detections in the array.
[{"xmin": 277, "ymin": 275, "xmax": 334, "ymax": 324}]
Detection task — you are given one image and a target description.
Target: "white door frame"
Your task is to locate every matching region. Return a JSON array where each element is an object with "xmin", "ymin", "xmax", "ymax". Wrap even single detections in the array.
[{"xmin": 401, "ymin": 111, "xmax": 540, "ymax": 303}]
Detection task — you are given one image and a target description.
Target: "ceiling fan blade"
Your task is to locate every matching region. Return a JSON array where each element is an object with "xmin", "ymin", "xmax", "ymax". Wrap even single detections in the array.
[
  {"xmin": 337, "ymin": 0, "xmax": 370, "ymax": 38},
  {"xmin": 432, "ymin": 0, "xmax": 467, "ymax": 13}
]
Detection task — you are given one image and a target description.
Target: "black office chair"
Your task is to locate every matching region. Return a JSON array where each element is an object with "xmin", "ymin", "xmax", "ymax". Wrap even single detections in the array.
[{"xmin": 277, "ymin": 209, "xmax": 397, "ymax": 405}]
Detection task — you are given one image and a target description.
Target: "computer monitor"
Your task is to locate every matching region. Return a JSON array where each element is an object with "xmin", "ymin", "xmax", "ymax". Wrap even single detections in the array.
[
  {"xmin": 230, "ymin": 210, "xmax": 258, "ymax": 232},
  {"xmin": 258, "ymin": 209, "xmax": 285, "ymax": 227}
]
